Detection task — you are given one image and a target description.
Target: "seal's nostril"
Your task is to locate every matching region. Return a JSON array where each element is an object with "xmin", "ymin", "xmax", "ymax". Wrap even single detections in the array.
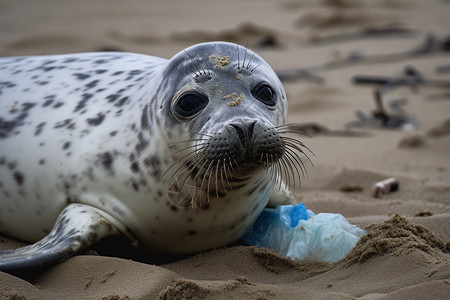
[
  {"xmin": 231, "ymin": 123, "xmax": 246, "ymax": 146},
  {"xmin": 230, "ymin": 121, "xmax": 256, "ymax": 147},
  {"xmin": 248, "ymin": 121, "xmax": 256, "ymax": 140}
]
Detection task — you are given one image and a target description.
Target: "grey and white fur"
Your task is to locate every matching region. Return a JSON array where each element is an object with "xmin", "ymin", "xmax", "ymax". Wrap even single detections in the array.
[{"xmin": 0, "ymin": 41, "xmax": 311, "ymax": 272}]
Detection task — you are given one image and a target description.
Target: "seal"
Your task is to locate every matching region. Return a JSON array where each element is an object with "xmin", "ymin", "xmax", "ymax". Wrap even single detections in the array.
[{"xmin": 0, "ymin": 41, "xmax": 311, "ymax": 272}]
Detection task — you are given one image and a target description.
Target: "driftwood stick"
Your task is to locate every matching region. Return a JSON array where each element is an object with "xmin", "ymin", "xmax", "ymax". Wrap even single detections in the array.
[{"xmin": 352, "ymin": 75, "xmax": 450, "ymax": 89}]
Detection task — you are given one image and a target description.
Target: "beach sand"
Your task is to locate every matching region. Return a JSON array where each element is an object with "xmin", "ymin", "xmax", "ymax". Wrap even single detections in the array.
[{"xmin": 0, "ymin": 0, "xmax": 449, "ymax": 299}]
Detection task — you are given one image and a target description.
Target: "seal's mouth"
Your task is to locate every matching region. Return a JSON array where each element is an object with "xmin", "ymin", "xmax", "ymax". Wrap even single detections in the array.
[{"xmin": 163, "ymin": 123, "xmax": 313, "ymax": 208}]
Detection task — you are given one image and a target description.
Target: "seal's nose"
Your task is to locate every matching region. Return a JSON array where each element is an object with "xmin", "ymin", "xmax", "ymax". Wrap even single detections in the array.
[{"xmin": 230, "ymin": 121, "xmax": 256, "ymax": 147}]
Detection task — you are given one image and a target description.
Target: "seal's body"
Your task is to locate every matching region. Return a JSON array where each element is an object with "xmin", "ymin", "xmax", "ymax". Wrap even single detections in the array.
[{"xmin": 0, "ymin": 42, "xmax": 309, "ymax": 271}]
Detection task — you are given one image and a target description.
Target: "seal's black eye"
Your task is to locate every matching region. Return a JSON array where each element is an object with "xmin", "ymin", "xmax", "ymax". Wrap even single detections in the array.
[
  {"xmin": 174, "ymin": 92, "xmax": 208, "ymax": 117},
  {"xmin": 252, "ymin": 83, "xmax": 276, "ymax": 106}
]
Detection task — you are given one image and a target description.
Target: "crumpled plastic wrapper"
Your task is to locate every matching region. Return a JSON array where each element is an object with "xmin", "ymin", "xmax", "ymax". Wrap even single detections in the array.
[{"xmin": 242, "ymin": 203, "xmax": 366, "ymax": 263}]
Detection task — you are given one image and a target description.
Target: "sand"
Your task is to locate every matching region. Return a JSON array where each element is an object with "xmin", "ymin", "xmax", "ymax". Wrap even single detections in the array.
[{"xmin": 0, "ymin": 0, "xmax": 449, "ymax": 299}]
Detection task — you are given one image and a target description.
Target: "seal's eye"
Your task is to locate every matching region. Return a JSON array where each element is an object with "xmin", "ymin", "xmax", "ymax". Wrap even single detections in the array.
[
  {"xmin": 174, "ymin": 92, "xmax": 208, "ymax": 117},
  {"xmin": 252, "ymin": 83, "xmax": 276, "ymax": 106}
]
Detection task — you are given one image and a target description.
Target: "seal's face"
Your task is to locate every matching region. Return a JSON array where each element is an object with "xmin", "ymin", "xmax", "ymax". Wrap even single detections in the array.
[{"xmin": 156, "ymin": 42, "xmax": 310, "ymax": 207}]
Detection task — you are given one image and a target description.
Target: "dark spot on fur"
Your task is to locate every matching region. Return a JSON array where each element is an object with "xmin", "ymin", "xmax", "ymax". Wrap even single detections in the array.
[
  {"xmin": 188, "ymin": 230, "xmax": 197, "ymax": 235},
  {"xmin": 95, "ymin": 69, "xmax": 107, "ymax": 74},
  {"xmin": 115, "ymin": 96, "xmax": 129, "ymax": 107},
  {"xmin": 129, "ymin": 70, "xmax": 143, "ymax": 76},
  {"xmin": 130, "ymin": 161, "xmax": 140, "ymax": 173},
  {"xmin": 86, "ymin": 113, "xmax": 105, "ymax": 126},
  {"xmin": 144, "ymin": 155, "xmax": 162, "ymax": 178},
  {"xmin": 53, "ymin": 102, "xmax": 64, "ymax": 109},
  {"xmin": 94, "ymin": 59, "xmax": 109, "ymax": 64},
  {"xmin": 13, "ymin": 171, "xmax": 24, "ymax": 185},
  {"xmin": 22, "ymin": 102, "xmax": 37, "ymax": 112},
  {"xmin": 110, "ymin": 131, "xmax": 117, "ymax": 136},
  {"xmin": 85, "ymin": 167, "xmax": 96, "ymax": 181},
  {"xmin": 135, "ymin": 133, "xmax": 149, "ymax": 154},
  {"xmin": 125, "ymin": 70, "xmax": 143, "ymax": 80},
  {"xmin": 85, "ymin": 80, "xmax": 99, "ymax": 90},
  {"xmin": 35, "ymin": 122, "xmax": 46, "ymax": 136},
  {"xmin": 42, "ymin": 95, "xmax": 56, "ymax": 107},
  {"xmin": 73, "ymin": 73, "xmax": 91, "ymax": 80},
  {"xmin": 0, "ymin": 111, "xmax": 29, "ymax": 139},
  {"xmin": 140, "ymin": 105, "xmax": 150, "ymax": 129},
  {"xmin": 106, "ymin": 94, "xmax": 120, "ymax": 103},
  {"xmin": 131, "ymin": 180, "xmax": 139, "ymax": 192},
  {"xmin": 63, "ymin": 141, "xmax": 71, "ymax": 150},
  {"xmin": 63, "ymin": 58, "xmax": 78, "ymax": 63},
  {"xmin": 97, "ymin": 152, "xmax": 114, "ymax": 172},
  {"xmin": 74, "ymin": 93, "xmax": 93, "ymax": 113},
  {"xmin": 54, "ymin": 119, "xmax": 73, "ymax": 129},
  {"xmin": 112, "ymin": 71, "xmax": 123, "ymax": 76},
  {"xmin": 39, "ymin": 158, "xmax": 45, "ymax": 165},
  {"xmin": 0, "ymin": 81, "xmax": 16, "ymax": 95},
  {"xmin": 42, "ymin": 59, "xmax": 56, "ymax": 65},
  {"xmin": 42, "ymin": 99, "xmax": 53, "ymax": 107}
]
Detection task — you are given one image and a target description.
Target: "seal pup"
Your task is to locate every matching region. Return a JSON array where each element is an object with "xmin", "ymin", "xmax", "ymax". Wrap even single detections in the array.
[{"xmin": 0, "ymin": 42, "xmax": 311, "ymax": 272}]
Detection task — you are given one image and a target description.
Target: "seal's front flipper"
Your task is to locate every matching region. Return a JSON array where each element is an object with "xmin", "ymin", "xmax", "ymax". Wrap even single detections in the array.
[{"xmin": 0, "ymin": 203, "xmax": 121, "ymax": 273}]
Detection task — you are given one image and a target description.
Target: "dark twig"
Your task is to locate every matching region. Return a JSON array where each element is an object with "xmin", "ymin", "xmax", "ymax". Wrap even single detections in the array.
[
  {"xmin": 307, "ymin": 33, "xmax": 450, "ymax": 72},
  {"xmin": 352, "ymin": 75, "xmax": 450, "ymax": 89},
  {"xmin": 308, "ymin": 26, "xmax": 418, "ymax": 46},
  {"xmin": 289, "ymin": 122, "xmax": 369, "ymax": 137},
  {"xmin": 276, "ymin": 69, "xmax": 325, "ymax": 84}
]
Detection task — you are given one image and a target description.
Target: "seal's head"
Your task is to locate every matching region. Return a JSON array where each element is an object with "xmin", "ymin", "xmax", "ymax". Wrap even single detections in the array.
[{"xmin": 154, "ymin": 42, "xmax": 311, "ymax": 207}]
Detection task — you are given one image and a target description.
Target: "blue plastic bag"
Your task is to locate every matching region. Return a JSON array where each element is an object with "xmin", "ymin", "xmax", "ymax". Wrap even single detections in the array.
[{"xmin": 242, "ymin": 203, "xmax": 366, "ymax": 263}]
